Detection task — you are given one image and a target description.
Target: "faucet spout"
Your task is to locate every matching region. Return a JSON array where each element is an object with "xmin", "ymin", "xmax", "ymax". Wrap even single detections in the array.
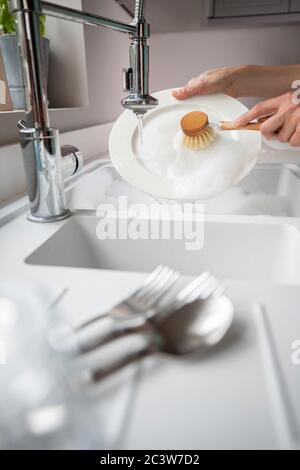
[
  {"xmin": 122, "ymin": 1, "xmax": 158, "ymax": 115},
  {"xmin": 10, "ymin": 0, "xmax": 158, "ymax": 222},
  {"xmin": 133, "ymin": 0, "xmax": 146, "ymax": 23}
]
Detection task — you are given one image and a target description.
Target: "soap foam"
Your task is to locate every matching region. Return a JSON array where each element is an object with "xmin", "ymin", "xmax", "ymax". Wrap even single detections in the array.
[
  {"xmin": 167, "ymin": 130, "xmax": 256, "ymax": 200},
  {"xmin": 68, "ymin": 163, "xmax": 291, "ymax": 217},
  {"xmin": 203, "ymin": 187, "xmax": 291, "ymax": 216}
]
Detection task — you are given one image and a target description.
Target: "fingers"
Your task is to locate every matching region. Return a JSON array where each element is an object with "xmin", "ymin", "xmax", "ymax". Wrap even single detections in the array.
[
  {"xmin": 172, "ymin": 86, "xmax": 194, "ymax": 100},
  {"xmin": 234, "ymin": 99, "xmax": 277, "ymax": 127},
  {"xmin": 172, "ymin": 77, "xmax": 204, "ymax": 100},
  {"xmin": 277, "ymin": 115, "xmax": 297, "ymax": 143},
  {"xmin": 280, "ymin": 108, "xmax": 300, "ymax": 146},
  {"xmin": 172, "ymin": 67, "xmax": 238, "ymax": 100},
  {"xmin": 260, "ymin": 112, "xmax": 287, "ymax": 139},
  {"xmin": 172, "ymin": 70, "xmax": 226, "ymax": 100},
  {"xmin": 288, "ymin": 123, "xmax": 300, "ymax": 147}
]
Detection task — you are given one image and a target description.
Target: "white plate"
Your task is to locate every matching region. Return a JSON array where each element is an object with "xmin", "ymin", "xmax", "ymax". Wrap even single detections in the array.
[{"xmin": 109, "ymin": 90, "xmax": 262, "ymax": 201}]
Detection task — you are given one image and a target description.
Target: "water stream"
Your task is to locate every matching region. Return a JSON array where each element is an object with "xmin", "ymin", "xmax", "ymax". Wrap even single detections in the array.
[{"xmin": 137, "ymin": 114, "xmax": 145, "ymax": 160}]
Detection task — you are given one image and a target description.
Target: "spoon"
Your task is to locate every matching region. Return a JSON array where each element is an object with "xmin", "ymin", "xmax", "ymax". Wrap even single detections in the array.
[
  {"xmin": 82, "ymin": 294, "xmax": 234, "ymax": 384},
  {"xmin": 76, "ymin": 272, "xmax": 220, "ymax": 355}
]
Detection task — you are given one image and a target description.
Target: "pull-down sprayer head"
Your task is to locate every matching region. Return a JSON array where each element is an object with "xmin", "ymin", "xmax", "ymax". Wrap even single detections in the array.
[{"xmin": 121, "ymin": 0, "xmax": 158, "ymax": 116}]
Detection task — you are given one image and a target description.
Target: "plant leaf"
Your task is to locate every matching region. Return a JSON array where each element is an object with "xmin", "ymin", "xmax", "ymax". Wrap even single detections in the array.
[
  {"xmin": 40, "ymin": 14, "xmax": 46, "ymax": 37},
  {"xmin": 0, "ymin": 0, "xmax": 46, "ymax": 36},
  {"xmin": 0, "ymin": 0, "xmax": 16, "ymax": 34}
]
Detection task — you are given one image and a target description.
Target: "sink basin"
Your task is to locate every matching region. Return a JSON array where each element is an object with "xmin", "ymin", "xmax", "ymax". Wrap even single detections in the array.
[
  {"xmin": 67, "ymin": 162, "xmax": 300, "ymax": 217},
  {"xmin": 26, "ymin": 215, "xmax": 300, "ymax": 284}
]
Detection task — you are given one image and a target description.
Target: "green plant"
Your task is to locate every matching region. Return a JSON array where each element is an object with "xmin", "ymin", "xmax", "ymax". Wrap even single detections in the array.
[{"xmin": 0, "ymin": 0, "xmax": 45, "ymax": 36}]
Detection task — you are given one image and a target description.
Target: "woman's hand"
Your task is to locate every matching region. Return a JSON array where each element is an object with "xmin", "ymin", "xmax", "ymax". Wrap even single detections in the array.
[
  {"xmin": 234, "ymin": 92, "xmax": 300, "ymax": 146},
  {"xmin": 172, "ymin": 67, "xmax": 243, "ymax": 100},
  {"xmin": 173, "ymin": 64, "xmax": 300, "ymax": 101}
]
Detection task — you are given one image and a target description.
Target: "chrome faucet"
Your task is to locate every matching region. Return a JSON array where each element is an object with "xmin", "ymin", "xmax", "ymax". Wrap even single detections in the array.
[{"xmin": 10, "ymin": 0, "xmax": 158, "ymax": 222}]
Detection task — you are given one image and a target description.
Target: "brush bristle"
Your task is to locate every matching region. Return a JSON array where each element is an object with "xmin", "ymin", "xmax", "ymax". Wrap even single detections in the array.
[{"xmin": 183, "ymin": 126, "xmax": 216, "ymax": 150}]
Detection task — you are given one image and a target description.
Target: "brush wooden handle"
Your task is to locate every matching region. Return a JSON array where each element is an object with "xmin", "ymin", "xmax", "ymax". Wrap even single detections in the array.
[
  {"xmin": 220, "ymin": 115, "xmax": 271, "ymax": 132},
  {"xmin": 219, "ymin": 121, "xmax": 261, "ymax": 131}
]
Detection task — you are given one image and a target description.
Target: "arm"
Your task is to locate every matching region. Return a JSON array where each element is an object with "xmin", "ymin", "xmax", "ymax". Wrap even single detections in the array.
[
  {"xmin": 173, "ymin": 65, "xmax": 300, "ymax": 100},
  {"xmin": 237, "ymin": 65, "xmax": 300, "ymax": 98}
]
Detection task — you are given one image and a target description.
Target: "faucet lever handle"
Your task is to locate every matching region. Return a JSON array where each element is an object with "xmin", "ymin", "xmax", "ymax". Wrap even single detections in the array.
[
  {"xmin": 61, "ymin": 145, "xmax": 83, "ymax": 179},
  {"xmin": 123, "ymin": 67, "xmax": 133, "ymax": 92}
]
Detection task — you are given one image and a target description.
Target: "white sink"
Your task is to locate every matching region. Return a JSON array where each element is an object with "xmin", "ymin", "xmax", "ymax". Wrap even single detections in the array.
[
  {"xmin": 26, "ymin": 215, "xmax": 300, "ymax": 284},
  {"xmin": 66, "ymin": 162, "xmax": 300, "ymax": 217}
]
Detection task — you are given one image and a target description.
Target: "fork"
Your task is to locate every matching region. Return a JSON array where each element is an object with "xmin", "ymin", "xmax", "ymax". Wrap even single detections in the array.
[
  {"xmin": 76, "ymin": 272, "xmax": 223, "ymax": 354},
  {"xmin": 74, "ymin": 265, "xmax": 180, "ymax": 332},
  {"xmin": 83, "ymin": 280, "xmax": 232, "ymax": 385}
]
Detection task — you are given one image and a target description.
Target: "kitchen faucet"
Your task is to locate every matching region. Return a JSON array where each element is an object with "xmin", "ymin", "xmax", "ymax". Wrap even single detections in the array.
[{"xmin": 10, "ymin": 0, "xmax": 158, "ymax": 222}]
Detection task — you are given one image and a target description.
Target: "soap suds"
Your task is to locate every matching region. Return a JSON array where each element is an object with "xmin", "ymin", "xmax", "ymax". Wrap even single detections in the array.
[
  {"xmin": 167, "ymin": 130, "xmax": 256, "ymax": 200},
  {"xmin": 68, "ymin": 163, "xmax": 291, "ymax": 217},
  {"xmin": 135, "ymin": 105, "xmax": 258, "ymax": 200}
]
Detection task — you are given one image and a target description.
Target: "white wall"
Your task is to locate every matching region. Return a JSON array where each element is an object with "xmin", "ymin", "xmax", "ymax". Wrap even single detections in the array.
[
  {"xmin": 149, "ymin": 24, "xmax": 300, "ymax": 95},
  {"xmin": 1, "ymin": 1, "xmax": 300, "ymax": 147},
  {"xmin": 0, "ymin": 0, "xmax": 129, "ymax": 145},
  {"xmin": 47, "ymin": 0, "xmax": 88, "ymax": 109}
]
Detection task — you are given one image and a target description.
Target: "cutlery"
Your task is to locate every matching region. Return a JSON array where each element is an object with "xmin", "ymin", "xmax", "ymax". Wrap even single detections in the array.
[
  {"xmin": 75, "ymin": 265, "xmax": 180, "ymax": 332},
  {"xmin": 82, "ymin": 289, "xmax": 234, "ymax": 384},
  {"xmin": 76, "ymin": 272, "xmax": 223, "ymax": 355}
]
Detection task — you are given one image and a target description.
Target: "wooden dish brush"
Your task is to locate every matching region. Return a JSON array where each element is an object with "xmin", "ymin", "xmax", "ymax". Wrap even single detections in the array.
[{"xmin": 181, "ymin": 111, "xmax": 263, "ymax": 150}]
